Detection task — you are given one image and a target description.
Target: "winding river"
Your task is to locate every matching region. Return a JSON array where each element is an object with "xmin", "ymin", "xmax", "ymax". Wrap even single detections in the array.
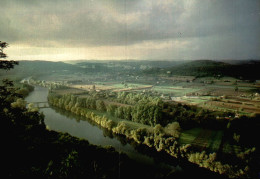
[{"xmin": 25, "ymin": 86, "xmax": 180, "ymax": 170}]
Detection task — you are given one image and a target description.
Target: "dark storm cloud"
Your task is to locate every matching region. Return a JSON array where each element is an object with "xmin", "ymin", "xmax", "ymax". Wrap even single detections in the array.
[{"xmin": 0, "ymin": 0, "xmax": 259, "ymax": 59}]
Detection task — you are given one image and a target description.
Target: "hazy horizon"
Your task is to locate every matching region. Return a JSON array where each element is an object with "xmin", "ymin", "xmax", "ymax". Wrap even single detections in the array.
[
  {"xmin": 15, "ymin": 58, "xmax": 260, "ymax": 63},
  {"xmin": 1, "ymin": 0, "xmax": 260, "ymax": 61}
]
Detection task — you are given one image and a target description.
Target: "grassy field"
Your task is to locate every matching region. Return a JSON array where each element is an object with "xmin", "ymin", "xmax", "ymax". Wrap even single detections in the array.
[
  {"xmin": 81, "ymin": 107, "xmax": 154, "ymax": 133},
  {"xmin": 70, "ymin": 84, "xmax": 116, "ymax": 91},
  {"xmin": 152, "ymin": 85, "xmax": 200, "ymax": 96},
  {"xmin": 172, "ymin": 96, "xmax": 211, "ymax": 105},
  {"xmin": 69, "ymin": 82, "xmax": 153, "ymax": 93},
  {"xmin": 203, "ymin": 100, "xmax": 260, "ymax": 114},
  {"xmin": 179, "ymin": 128, "xmax": 224, "ymax": 152},
  {"xmin": 179, "ymin": 128, "xmax": 202, "ymax": 145}
]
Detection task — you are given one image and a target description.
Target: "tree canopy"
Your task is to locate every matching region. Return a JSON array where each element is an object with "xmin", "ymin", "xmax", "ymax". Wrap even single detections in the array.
[{"xmin": 0, "ymin": 41, "xmax": 18, "ymax": 70}]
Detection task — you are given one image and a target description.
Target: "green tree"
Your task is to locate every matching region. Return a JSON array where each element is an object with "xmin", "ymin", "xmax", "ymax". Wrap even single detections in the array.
[
  {"xmin": 0, "ymin": 41, "xmax": 20, "ymax": 110},
  {"xmin": 96, "ymin": 100, "xmax": 106, "ymax": 111},
  {"xmin": 106, "ymin": 104, "xmax": 117, "ymax": 116},
  {"xmin": 0, "ymin": 41, "xmax": 18, "ymax": 70}
]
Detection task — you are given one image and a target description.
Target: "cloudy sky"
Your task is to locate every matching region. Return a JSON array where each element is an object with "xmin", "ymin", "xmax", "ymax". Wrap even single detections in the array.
[{"xmin": 1, "ymin": 0, "xmax": 259, "ymax": 61}]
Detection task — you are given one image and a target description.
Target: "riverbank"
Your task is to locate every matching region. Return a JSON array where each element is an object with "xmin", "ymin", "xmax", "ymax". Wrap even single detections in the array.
[
  {"xmin": 23, "ymin": 86, "xmax": 229, "ymax": 178},
  {"xmin": 25, "ymin": 86, "xmax": 163, "ymax": 165}
]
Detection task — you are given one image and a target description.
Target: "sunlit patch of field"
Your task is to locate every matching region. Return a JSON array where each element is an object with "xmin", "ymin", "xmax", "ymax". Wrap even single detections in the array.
[
  {"xmin": 152, "ymin": 85, "xmax": 200, "ymax": 96},
  {"xmin": 204, "ymin": 100, "xmax": 260, "ymax": 114},
  {"xmin": 69, "ymin": 83, "xmax": 153, "ymax": 93},
  {"xmin": 179, "ymin": 128, "xmax": 224, "ymax": 152},
  {"xmin": 179, "ymin": 128, "xmax": 202, "ymax": 145},
  {"xmin": 81, "ymin": 108, "xmax": 154, "ymax": 133},
  {"xmin": 113, "ymin": 85, "xmax": 153, "ymax": 92},
  {"xmin": 171, "ymin": 96, "xmax": 212, "ymax": 105},
  {"xmin": 70, "ymin": 84, "xmax": 116, "ymax": 91}
]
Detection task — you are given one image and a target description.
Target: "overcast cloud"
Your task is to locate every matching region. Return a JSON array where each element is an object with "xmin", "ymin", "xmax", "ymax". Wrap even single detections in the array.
[{"xmin": 0, "ymin": 0, "xmax": 259, "ymax": 60}]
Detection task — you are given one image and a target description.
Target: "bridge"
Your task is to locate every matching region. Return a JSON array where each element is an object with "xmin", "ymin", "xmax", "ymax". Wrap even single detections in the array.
[{"xmin": 27, "ymin": 101, "xmax": 50, "ymax": 109}]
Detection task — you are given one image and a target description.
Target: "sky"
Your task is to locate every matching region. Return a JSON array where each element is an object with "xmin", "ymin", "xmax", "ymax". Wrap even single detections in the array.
[{"xmin": 1, "ymin": 0, "xmax": 260, "ymax": 61}]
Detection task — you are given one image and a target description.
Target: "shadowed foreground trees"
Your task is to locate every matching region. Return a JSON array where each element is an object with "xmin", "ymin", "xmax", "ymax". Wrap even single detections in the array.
[{"xmin": 0, "ymin": 41, "xmax": 18, "ymax": 70}]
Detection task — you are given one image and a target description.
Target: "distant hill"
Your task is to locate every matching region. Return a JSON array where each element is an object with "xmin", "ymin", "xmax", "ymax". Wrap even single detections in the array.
[
  {"xmin": 1, "ymin": 60, "xmax": 187, "ymax": 79},
  {"xmin": 2, "ymin": 60, "xmax": 259, "ymax": 80},
  {"xmin": 0, "ymin": 61, "xmax": 83, "ymax": 79},
  {"xmin": 144, "ymin": 60, "xmax": 260, "ymax": 80},
  {"xmin": 18, "ymin": 60, "xmax": 81, "ymax": 72},
  {"xmin": 74, "ymin": 60, "xmax": 187, "ymax": 71}
]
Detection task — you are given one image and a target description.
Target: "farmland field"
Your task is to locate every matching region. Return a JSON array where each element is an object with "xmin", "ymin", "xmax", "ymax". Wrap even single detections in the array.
[
  {"xmin": 152, "ymin": 85, "xmax": 200, "ymax": 96},
  {"xmin": 179, "ymin": 128, "xmax": 223, "ymax": 153},
  {"xmin": 204, "ymin": 100, "xmax": 260, "ymax": 114}
]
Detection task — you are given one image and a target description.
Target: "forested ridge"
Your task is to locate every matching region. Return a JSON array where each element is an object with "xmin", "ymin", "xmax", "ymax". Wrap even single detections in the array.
[{"xmin": 144, "ymin": 60, "xmax": 260, "ymax": 79}]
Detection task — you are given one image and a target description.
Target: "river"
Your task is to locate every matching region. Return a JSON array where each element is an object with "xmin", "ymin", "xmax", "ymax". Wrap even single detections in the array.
[{"xmin": 25, "ymin": 86, "xmax": 180, "ymax": 170}]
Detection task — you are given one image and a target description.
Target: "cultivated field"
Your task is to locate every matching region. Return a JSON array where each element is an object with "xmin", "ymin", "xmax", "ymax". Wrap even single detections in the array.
[{"xmin": 179, "ymin": 128, "xmax": 224, "ymax": 153}]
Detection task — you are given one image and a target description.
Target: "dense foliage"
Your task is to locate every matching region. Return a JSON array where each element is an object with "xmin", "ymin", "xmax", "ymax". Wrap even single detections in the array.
[
  {"xmin": 48, "ymin": 92, "xmax": 164, "ymax": 126},
  {"xmin": 48, "ymin": 91, "xmax": 233, "ymax": 130},
  {"xmin": 0, "ymin": 41, "xmax": 18, "ymax": 70}
]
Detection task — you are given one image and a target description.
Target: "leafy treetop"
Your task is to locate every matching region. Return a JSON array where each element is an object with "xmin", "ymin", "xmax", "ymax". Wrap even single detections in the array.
[{"xmin": 0, "ymin": 41, "xmax": 18, "ymax": 70}]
